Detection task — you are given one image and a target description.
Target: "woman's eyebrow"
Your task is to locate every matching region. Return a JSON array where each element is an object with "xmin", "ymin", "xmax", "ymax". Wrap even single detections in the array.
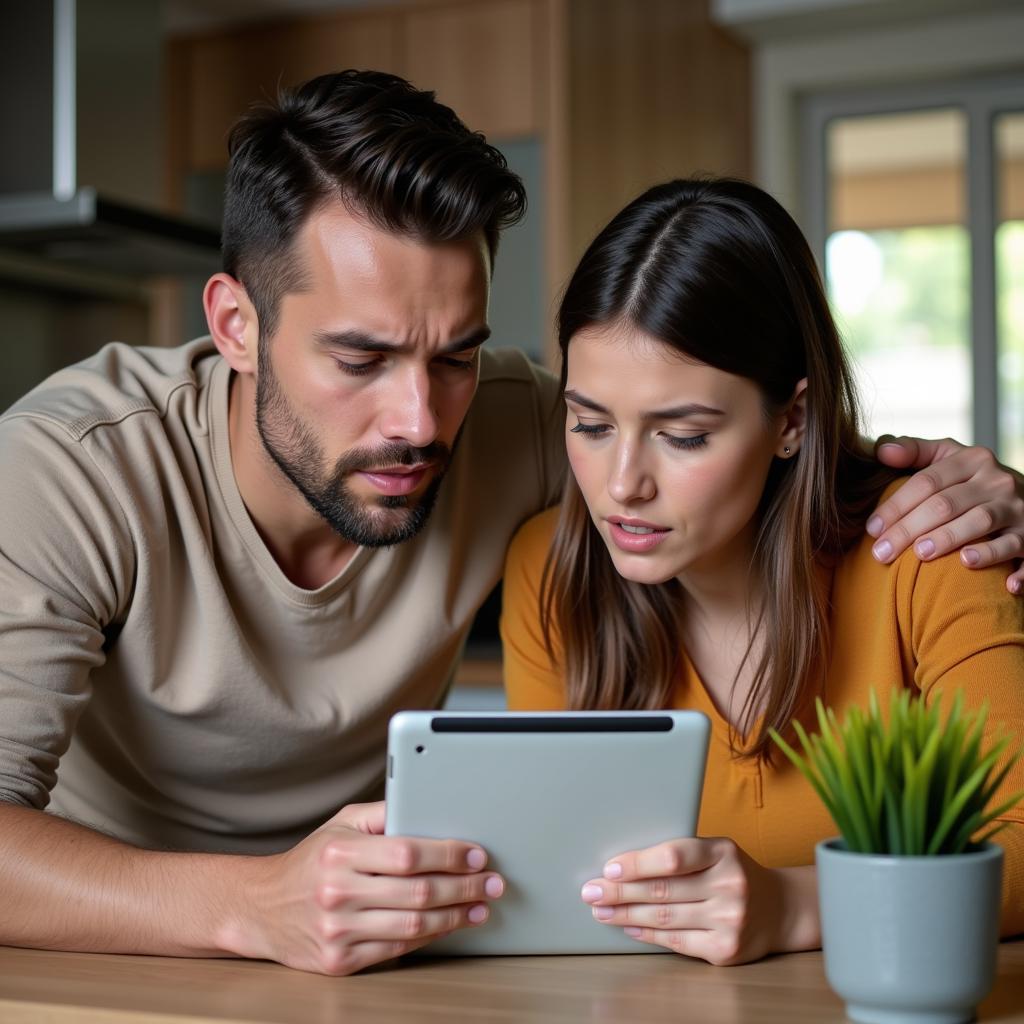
[{"xmin": 564, "ymin": 388, "xmax": 725, "ymax": 420}]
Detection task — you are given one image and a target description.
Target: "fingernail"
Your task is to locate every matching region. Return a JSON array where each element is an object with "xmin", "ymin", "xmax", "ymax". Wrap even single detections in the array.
[
  {"xmin": 581, "ymin": 884, "xmax": 603, "ymax": 903},
  {"xmin": 878, "ymin": 442, "xmax": 903, "ymax": 454},
  {"xmin": 872, "ymin": 540, "xmax": 893, "ymax": 562},
  {"xmin": 603, "ymin": 862, "xmax": 623, "ymax": 880},
  {"xmin": 466, "ymin": 848, "xmax": 486, "ymax": 870},
  {"xmin": 1009, "ymin": 578, "xmax": 1021, "ymax": 594},
  {"xmin": 915, "ymin": 539, "xmax": 935, "ymax": 559},
  {"xmin": 962, "ymin": 548, "xmax": 981, "ymax": 567},
  {"xmin": 468, "ymin": 904, "xmax": 488, "ymax": 924},
  {"xmin": 866, "ymin": 515, "xmax": 884, "ymax": 537},
  {"xmin": 624, "ymin": 927, "xmax": 643, "ymax": 937},
  {"xmin": 485, "ymin": 875, "xmax": 504, "ymax": 898},
  {"xmin": 594, "ymin": 906, "xmax": 615, "ymax": 921}
]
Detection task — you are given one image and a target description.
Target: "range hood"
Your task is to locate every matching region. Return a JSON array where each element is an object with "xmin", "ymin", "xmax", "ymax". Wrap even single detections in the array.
[{"xmin": 0, "ymin": 0, "xmax": 221, "ymax": 278}]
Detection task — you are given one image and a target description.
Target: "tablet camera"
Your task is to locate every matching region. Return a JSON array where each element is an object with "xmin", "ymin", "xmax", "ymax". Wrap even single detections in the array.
[{"xmin": 415, "ymin": 745, "xmax": 426, "ymax": 754}]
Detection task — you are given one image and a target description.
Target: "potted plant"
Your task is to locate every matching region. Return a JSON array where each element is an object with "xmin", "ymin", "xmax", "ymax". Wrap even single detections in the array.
[{"xmin": 771, "ymin": 690, "xmax": 1022, "ymax": 1024}]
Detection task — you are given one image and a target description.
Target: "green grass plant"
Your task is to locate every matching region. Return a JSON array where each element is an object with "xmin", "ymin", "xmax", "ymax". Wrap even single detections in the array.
[{"xmin": 770, "ymin": 690, "xmax": 1023, "ymax": 856}]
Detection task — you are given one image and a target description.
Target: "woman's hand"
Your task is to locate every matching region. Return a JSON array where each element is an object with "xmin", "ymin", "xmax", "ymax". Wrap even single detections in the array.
[
  {"xmin": 580, "ymin": 836, "xmax": 820, "ymax": 966},
  {"xmin": 870, "ymin": 437, "xmax": 1024, "ymax": 595}
]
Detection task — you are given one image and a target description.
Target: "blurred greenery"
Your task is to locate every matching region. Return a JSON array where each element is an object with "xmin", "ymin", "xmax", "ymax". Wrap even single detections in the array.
[
  {"xmin": 997, "ymin": 222, "xmax": 1024, "ymax": 471},
  {"xmin": 829, "ymin": 226, "xmax": 969, "ymax": 353},
  {"xmin": 826, "ymin": 223, "xmax": 1024, "ymax": 470}
]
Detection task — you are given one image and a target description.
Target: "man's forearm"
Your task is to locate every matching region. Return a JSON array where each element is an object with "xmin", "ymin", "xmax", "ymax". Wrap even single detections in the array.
[{"xmin": 0, "ymin": 803, "xmax": 258, "ymax": 956}]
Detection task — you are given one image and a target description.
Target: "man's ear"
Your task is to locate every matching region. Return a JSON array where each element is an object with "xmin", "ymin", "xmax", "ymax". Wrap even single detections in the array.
[
  {"xmin": 204, "ymin": 273, "xmax": 259, "ymax": 375},
  {"xmin": 776, "ymin": 377, "xmax": 808, "ymax": 458}
]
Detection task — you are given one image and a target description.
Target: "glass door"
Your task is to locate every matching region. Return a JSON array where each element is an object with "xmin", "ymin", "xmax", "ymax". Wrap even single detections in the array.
[
  {"xmin": 802, "ymin": 76, "xmax": 1024, "ymax": 466},
  {"xmin": 996, "ymin": 111, "xmax": 1024, "ymax": 471},
  {"xmin": 825, "ymin": 108, "xmax": 970, "ymax": 443}
]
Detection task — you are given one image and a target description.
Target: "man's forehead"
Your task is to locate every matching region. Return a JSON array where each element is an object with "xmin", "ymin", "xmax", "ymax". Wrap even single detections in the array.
[
  {"xmin": 276, "ymin": 203, "xmax": 491, "ymax": 343},
  {"xmin": 299, "ymin": 202, "xmax": 490, "ymax": 287}
]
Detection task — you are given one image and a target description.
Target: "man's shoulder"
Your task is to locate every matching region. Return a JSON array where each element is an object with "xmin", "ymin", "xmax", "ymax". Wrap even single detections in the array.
[
  {"xmin": 0, "ymin": 337, "xmax": 220, "ymax": 444},
  {"xmin": 468, "ymin": 346, "xmax": 560, "ymax": 437},
  {"xmin": 478, "ymin": 346, "xmax": 557, "ymax": 391}
]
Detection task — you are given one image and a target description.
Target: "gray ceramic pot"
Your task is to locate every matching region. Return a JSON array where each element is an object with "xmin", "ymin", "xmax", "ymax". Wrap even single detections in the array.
[{"xmin": 816, "ymin": 839, "xmax": 1003, "ymax": 1024}]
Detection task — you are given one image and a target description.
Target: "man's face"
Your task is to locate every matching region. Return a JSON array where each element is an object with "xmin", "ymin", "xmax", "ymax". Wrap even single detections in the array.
[{"xmin": 255, "ymin": 202, "xmax": 490, "ymax": 548}]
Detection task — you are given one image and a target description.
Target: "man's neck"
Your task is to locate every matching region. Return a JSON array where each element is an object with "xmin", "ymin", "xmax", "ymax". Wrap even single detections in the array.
[{"xmin": 227, "ymin": 372, "xmax": 359, "ymax": 590}]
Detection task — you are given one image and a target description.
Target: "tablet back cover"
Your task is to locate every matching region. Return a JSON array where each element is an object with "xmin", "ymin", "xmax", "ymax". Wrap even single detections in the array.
[{"xmin": 385, "ymin": 711, "xmax": 710, "ymax": 955}]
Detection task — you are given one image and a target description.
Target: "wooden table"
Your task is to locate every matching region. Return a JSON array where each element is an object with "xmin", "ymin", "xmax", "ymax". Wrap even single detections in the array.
[{"xmin": 1, "ymin": 943, "xmax": 1022, "ymax": 1023}]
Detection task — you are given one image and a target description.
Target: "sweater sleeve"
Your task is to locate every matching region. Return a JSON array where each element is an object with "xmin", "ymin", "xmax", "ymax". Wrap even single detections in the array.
[
  {"xmin": 0, "ymin": 414, "xmax": 133, "ymax": 809},
  {"xmin": 499, "ymin": 508, "xmax": 570, "ymax": 711},
  {"xmin": 897, "ymin": 551, "xmax": 1024, "ymax": 937}
]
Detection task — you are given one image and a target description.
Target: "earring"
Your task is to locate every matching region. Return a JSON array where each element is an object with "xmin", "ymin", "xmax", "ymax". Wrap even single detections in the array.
[{"xmin": 784, "ymin": 446, "xmax": 792, "ymax": 456}]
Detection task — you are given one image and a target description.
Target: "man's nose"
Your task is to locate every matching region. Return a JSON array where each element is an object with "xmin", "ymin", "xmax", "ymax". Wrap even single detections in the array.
[
  {"xmin": 378, "ymin": 366, "xmax": 440, "ymax": 449},
  {"xmin": 607, "ymin": 441, "xmax": 656, "ymax": 504}
]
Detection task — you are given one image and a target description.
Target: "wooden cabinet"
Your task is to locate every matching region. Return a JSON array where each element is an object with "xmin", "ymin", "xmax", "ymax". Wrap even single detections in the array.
[
  {"xmin": 179, "ymin": 12, "xmax": 401, "ymax": 172},
  {"xmin": 403, "ymin": 0, "xmax": 539, "ymax": 139},
  {"xmin": 165, "ymin": 0, "xmax": 751, "ymax": 362}
]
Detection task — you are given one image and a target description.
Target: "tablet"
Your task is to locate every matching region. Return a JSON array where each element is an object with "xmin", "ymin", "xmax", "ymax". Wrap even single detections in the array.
[{"xmin": 384, "ymin": 710, "xmax": 710, "ymax": 955}]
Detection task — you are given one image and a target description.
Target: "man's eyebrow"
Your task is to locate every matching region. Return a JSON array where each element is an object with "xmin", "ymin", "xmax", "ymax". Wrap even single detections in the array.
[
  {"xmin": 563, "ymin": 389, "xmax": 725, "ymax": 420},
  {"xmin": 313, "ymin": 328, "xmax": 491, "ymax": 355}
]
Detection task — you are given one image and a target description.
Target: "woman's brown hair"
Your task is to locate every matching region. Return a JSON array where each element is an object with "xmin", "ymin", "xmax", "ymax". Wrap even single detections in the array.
[{"xmin": 542, "ymin": 178, "xmax": 899, "ymax": 760}]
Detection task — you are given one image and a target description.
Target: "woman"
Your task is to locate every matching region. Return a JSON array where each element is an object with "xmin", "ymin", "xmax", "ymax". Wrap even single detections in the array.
[{"xmin": 500, "ymin": 178, "xmax": 1024, "ymax": 965}]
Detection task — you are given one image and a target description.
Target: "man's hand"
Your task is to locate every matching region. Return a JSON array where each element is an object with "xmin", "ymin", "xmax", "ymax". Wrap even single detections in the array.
[
  {"xmin": 869, "ymin": 436, "xmax": 1024, "ymax": 595},
  {"xmin": 579, "ymin": 837, "xmax": 819, "ymax": 966},
  {"xmin": 221, "ymin": 801, "xmax": 504, "ymax": 976}
]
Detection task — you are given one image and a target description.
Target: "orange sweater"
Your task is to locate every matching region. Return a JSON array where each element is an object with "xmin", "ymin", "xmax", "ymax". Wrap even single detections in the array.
[{"xmin": 500, "ymin": 505, "xmax": 1024, "ymax": 937}]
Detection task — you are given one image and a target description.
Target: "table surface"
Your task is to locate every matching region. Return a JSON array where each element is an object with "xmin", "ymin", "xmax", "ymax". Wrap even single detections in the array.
[{"xmin": 1, "ymin": 942, "xmax": 1022, "ymax": 1024}]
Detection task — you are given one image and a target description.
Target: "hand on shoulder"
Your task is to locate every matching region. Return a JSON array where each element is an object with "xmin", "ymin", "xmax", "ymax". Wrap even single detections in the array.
[{"xmin": 868, "ymin": 436, "xmax": 1024, "ymax": 595}]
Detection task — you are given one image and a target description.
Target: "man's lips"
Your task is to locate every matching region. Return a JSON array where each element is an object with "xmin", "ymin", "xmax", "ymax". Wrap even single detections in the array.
[
  {"xmin": 606, "ymin": 515, "xmax": 671, "ymax": 553},
  {"xmin": 358, "ymin": 464, "xmax": 434, "ymax": 496}
]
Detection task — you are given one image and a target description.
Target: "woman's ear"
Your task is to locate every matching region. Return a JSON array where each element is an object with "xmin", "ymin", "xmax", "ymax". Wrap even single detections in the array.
[
  {"xmin": 776, "ymin": 377, "xmax": 808, "ymax": 458},
  {"xmin": 203, "ymin": 273, "xmax": 259, "ymax": 375}
]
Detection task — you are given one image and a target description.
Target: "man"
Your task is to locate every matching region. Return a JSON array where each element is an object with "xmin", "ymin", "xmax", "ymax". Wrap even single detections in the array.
[{"xmin": 0, "ymin": 70, "xmax": 1021, "ymax": 976}]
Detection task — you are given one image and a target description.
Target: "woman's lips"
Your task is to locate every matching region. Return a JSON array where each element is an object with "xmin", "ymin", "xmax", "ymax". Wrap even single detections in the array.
[
  {"xmin": 358, "ymin": 466, "xmax": 432, "ymax": 496},
  {"xmin": 607, "ymin": 519, "xmax": 671, "ymax": 553}
]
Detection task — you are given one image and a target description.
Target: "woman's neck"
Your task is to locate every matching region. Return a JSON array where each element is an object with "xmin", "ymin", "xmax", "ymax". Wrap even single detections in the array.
[
  {"xmin": 675, "ymin": 522, "xmax": 762, "ymax": 630},
  {"xmin": 675, "ymin": 524, "xmax": 767, "ymax": 728}
]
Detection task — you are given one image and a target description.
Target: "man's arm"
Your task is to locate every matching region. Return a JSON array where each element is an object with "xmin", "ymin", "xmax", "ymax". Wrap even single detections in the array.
[
  {"xmin": 0, "ymin": 801, "xmax": 502, "ymax": 974},
  {"xmin": 0, "ymin": 417, "xmax": 501, "ymax": 974},
  {"xmin": 869, "ymin": 436, "xmax": 1024, "ymax": 594}
]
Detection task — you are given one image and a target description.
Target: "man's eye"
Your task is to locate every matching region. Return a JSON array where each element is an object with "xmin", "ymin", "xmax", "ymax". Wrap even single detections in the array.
[
  {"xmin": 335, "ymin": 359, "xmax": 377, "ymax": 377},
  {"xmin": 569, "ymin": 421, "xmax": 609, "ymax": 438},
  {"xmin": 438, "ymin": 357, "xmax": 477, "ymax": 372}
]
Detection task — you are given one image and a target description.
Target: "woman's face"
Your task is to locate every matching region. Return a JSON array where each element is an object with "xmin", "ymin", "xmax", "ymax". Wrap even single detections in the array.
[{"xmin": 565, "ymin": 323, "xmax": 801, "ymax": 587}]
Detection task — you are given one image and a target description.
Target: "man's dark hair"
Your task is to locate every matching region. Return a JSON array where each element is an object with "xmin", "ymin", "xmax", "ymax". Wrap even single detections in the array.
[{"xmin": 222, "ymin": 69, "xmax": 527, "ymax": 338}]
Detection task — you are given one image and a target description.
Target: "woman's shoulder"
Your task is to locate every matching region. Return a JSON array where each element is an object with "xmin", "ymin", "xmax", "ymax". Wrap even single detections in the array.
[
  {"xmin": 838, "ymin": 477, "xmax": 1017, "ymax": 614},
  {"xmin": 503, "ymin": 506, "xmax": 561, "ymax": 605},
  {"xmin": 508, "ymin": 505, "xmax": 561, "ymax": 563}
]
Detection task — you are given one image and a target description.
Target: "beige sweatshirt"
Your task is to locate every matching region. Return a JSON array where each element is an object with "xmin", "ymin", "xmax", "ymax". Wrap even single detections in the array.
[{"xmin": 0, "ymin": 339, "xmax": 565, "ymax": 853}]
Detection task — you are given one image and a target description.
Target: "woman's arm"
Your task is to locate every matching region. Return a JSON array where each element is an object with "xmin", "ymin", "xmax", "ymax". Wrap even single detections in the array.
[
  {"xmin": 580, "ymin": 837, "xmax": 821, "ymax": 965},
  {"xmin": 897, "ymin": 548, "xmax": 1024, "ymax": 937}
]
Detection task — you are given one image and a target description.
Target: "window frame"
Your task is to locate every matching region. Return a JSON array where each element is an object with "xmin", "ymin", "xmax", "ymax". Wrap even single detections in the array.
[{"xmin": 800, "ymin": 74, "xmax": 1024, "ymax": 453}]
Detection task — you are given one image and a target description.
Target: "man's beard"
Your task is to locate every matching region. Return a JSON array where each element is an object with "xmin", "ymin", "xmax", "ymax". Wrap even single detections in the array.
[{"xmin": 255, "ymin": 352, "xmax": 454, "ymax": 549}]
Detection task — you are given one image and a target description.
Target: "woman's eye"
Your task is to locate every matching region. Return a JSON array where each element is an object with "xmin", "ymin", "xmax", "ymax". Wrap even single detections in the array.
[
  {"xmin": 569, "ymin": 421, "xmax": 609, "ymax": 438},
  {"xmin": 663, "ymin": 433, "xmax": 709, "ymax": 451}
]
